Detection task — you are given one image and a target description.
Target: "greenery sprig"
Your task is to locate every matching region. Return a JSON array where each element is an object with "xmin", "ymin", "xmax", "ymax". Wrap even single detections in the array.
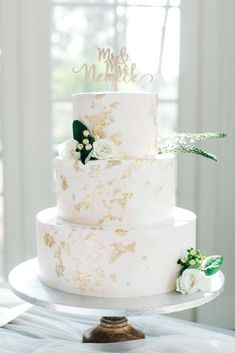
[
  {"xmin": 158, "ymin": 132, "xmax": 226, "ymax": 162},
  {"xmin": 177, "ymin": 247, "xmax": 223, "ymax": 276}
]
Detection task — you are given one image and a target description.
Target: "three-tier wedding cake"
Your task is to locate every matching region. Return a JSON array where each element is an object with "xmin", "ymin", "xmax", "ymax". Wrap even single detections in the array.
[{"xmin": 36, "ymin": 92, "xmax": 196, "ymax": 298}]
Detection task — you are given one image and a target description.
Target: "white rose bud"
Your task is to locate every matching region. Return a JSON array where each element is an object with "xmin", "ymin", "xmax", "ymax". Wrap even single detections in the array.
[
  {"xmin": 92, "ymin": 139, "xmax": 115, "ymax": 160},
  {"xmin": 78, "ymin": 143, "xmax": 84, "ymax": 150},
  {"xmin": 83, "ymin": 130, "xmax": 90, "ymax": 137},
  {"xmin": 176, "ymin": 269, "xmax": 208, "ymax": 294},
  {"xmin": 58, "ymin": 139, "xmax": 80, "ymax": 160}
]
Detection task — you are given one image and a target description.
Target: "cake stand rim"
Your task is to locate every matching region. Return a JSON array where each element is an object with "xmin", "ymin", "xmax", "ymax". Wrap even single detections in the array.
[{"xmin": 8, "ymin": 258, "xmax": 224, "ymax": 317}]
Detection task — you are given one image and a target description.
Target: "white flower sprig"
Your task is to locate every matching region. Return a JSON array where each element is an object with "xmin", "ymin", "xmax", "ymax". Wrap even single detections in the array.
[{"xmin": 158, "ymin": 132, "xmax": 226, "ymax": 162}]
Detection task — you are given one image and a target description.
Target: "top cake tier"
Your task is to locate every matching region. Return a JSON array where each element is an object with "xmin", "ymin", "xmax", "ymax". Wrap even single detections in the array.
[{"xmin": 73, "ymin": 92, "xmax": 158, "ymax": 159}]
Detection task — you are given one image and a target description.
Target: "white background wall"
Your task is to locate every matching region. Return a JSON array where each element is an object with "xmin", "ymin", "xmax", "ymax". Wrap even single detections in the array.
[
  {"xmin": 0, "ymin": 0, "xmax": 235, "ymax": 329},
  {"xmin": 177, "ymin": 0, "xmax": 235, "ymax": 328}
]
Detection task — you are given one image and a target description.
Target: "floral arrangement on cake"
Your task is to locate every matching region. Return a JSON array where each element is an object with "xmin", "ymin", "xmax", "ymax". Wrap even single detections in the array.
[
  {"xmin": 58, "ymin": 120, "xmax": 226, "ymax": 165},
  {"xmin": 176, "ymin": 248, "xmax": 223, "ymax": 294},
  {"xmin": 58, "ymin": 120, "xmax": 115, "ymax": 165}
]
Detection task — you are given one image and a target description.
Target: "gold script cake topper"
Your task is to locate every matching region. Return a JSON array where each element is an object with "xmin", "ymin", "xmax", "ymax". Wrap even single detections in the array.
[{"xmin": 72, "ymin": 47, "xmax": 153, "ymax": 89}]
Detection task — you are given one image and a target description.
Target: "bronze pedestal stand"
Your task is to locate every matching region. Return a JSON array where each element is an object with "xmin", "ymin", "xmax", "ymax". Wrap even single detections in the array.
[{"xmin": 83, "ymin": 316, "xmax": 145, "ymax": 343}]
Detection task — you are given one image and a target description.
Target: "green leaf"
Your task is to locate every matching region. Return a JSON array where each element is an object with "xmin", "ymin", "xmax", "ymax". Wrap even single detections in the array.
[
  {"xmin": 73, "ymin": 120, "xmax": 89, "ymax": 143},
  {"xmin": 202, "ymin": 255, "xmax": 223, "ymax": 276}
]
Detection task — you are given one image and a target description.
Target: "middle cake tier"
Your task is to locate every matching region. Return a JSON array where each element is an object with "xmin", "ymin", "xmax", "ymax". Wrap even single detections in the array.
[{"xmin": 56, "ymin": 154, "xmax": 175, "ymax": 226}]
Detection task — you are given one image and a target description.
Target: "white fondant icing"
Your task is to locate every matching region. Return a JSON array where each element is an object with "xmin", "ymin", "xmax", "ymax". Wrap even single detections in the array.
[
  {"xmin": 56, "ymin": 155, "xmax": 175, "ymax": 226},
  {"xmin": 72, "ymin": 92, "xmax": 158, "ymax": 158},
  {"xmin": 36, "ymin": 207, "xmax": 196, "ymax": 298}
]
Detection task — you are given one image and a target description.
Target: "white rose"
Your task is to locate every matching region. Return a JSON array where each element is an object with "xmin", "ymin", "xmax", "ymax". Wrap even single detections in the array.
[
  {"xmin": 58, "ymin": 139, "xmax": 80, "ymax": 160},
  {"xmin": 92, "ymin": 139, "xmax": 115, "ymax": 160},
  {"xmin": 199, "ymin": 273, "xmax": 211, "ymax": 291},
  {"xmin": 176, "ymin": 269, "xmax": 210, "ymax": 294}
]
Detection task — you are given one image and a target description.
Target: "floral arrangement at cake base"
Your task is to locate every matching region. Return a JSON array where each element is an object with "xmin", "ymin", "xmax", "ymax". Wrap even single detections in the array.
[{"xmin": 176, "ymin": 248, "xmax": 223, "ymax": 294}]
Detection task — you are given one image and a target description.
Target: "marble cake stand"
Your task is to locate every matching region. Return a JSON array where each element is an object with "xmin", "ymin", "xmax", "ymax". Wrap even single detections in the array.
[{"xmin": 8, "ymin": 258, "xmax": 224, "ymax": 343}]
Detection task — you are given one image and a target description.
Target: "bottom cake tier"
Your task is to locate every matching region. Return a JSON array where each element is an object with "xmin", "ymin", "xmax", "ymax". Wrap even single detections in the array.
[{"xmin": 36, "ymin": 207, "xmax": 196, "ymax": 298}]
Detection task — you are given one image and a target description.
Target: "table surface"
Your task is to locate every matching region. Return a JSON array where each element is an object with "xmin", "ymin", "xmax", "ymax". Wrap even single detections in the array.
[{"xmin": 1, "ymin": 284, "xmax": 235, "ymax": 353}]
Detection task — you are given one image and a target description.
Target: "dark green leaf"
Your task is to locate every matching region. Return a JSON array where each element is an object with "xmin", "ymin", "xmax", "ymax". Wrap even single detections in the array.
[
  {"xmin": 73, "ymin": 120, "xmax": 89, "ymax": 143},
  {"xmin": 202, "ymin": 256, "xmax": 223, "ymax": 276}
]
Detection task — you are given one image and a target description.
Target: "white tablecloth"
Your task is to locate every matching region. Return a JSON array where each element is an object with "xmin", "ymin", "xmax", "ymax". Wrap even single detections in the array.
[{"xmin": 1, "ymin": 285, "xmax": 235, "ymax": 353}]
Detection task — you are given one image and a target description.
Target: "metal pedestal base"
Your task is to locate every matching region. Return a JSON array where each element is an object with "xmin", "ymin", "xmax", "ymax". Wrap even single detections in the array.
[{"xmin": 83, "ymin": 316, "xmax": 145, "ymax": 343}]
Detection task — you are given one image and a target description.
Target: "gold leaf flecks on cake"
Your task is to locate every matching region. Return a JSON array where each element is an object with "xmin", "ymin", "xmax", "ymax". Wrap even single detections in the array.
[
  {"xmin": 89, "ymin": 253, "xmax": 100, "ymax": 262},
  {"xmin": 95, "ymin": 94, "xmax": 106, "ymax": 100},
  {"xmin": 95, "ymin": 266, "xmax": 105, "ymax": 278},
  {"xmin": 109, "ymin": 242, "xmax": 136, "ymax": 264},
  {"xmin": 115, "ymin": 229, "xmax": 129, "ymax": 236},
  {"xmin": 93, "ymin": 185, "xmax": 104, "ymax": 195},
  {"xmin": 54, "ymin": 247, "xmax": 65, "ymax": 278},
  {"xmin": 73, "ymin": 271, "xmax": 91, "ymax": 291},
  {"xmin": 114, "ymin": 192, "xmax": 133, "ymax": 209},
  {"xmin": 110, "ymin": 274, "xmax": 117, "ymax": 282},
  {"xmin": 110, "ymin": 133, "xmax": 123, "ymax": 145},
  {"xmin": 107, "ymin": 178, "xmax": 116, "ymax": 185},
  {"xmin": 108, "ymin": 215, "xmax": 122, "ymax": 222},
  {"xmin": 113, "ymin": 188, "xmax": 122, "ymax": 196},
  {"xmin": 74, "ymin": 203, "xmax": 81, "ymax": 212},
  {"xmin": 98, "ymin": 218, "xmax": 105, "ymax": 225},
  {"xmin": 122, "ymin": 160, "xmax": 143, "ymax": 179},
  {"xmin": 88, "ymin": 165, "xmax": 102, "ymax": 178},
  {"xmin": 44, "ymin": 232, "xmax": 55, "ymax": 248},
  {"xmin": 142, "ymin": 256, "xmax": 148, "ymax": 261},
  {"xmin": 95, "ymin": 280, "xmax": 103, "ymax": 287},
  {"xmin": 109, "ymin": 101, "xmax": 119, "ymax": 109},
  {"xmin": 60, "ymin": 175, "xmax": 69, "ymax": 191},
  {"xmin": 73, "ymin": 161, "xmax": 80, "ymax": 172},
  {"xmin": 60, "ymin": 241, "xmax": 70, "ymax": 255},
  {"xmin": 106, "ymin": 160, "xmax": 122, "ymax": 169},
  {"xmin": 83, "ymin": 233, "xmax": 96, "ymax": 246},
  {"xmin": 102, "ymin": 200, "xmax": 112, "ymax": 210},
  {"xmin": 85, "ymin": 110, "xmax": 114, "ymax": 139},
  {"xmin": 55, "ymin": 263, "xmax": 65, "ymax": 278},
  {"xmin": 103, "ymin": 211, "xmax": 122, "ymax": 223},
  {"xmin": 145, "ymin": 181, "xmax": 150, "ymax": 186},
  {"xmin": 81, "ymin": 195, "xmax": 94, "ymax": 211},
  {"xmin": 73, "ymin": 257, "xmax": 80, "ymax": 265}
]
